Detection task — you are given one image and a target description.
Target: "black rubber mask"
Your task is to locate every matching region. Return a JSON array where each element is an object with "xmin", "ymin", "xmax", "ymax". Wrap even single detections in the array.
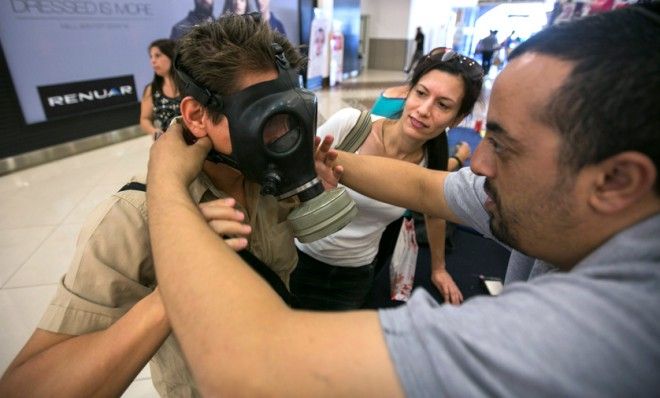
[
  {"xmin": 221, "ymin": 51, "xmax": 321, "ymax": 199},
  {"xmin": 174, "ymin": 44, "xmax": 357, "ymax": 242}
]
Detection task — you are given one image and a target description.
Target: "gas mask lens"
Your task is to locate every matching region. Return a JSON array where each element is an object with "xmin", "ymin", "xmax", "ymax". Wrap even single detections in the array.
[
  {"xmin": 260, "ymin": 114, "xmax": 357, "ymax": 244},
  {"xmin": 263, "ymin": 113, "xmax": 300, "ymax": 154}
]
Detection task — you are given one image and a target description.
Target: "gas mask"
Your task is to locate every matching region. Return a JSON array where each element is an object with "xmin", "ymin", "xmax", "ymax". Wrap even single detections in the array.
[{"xmin": 174, "ymin": 43, "xmax": 357, "ymax": 242}]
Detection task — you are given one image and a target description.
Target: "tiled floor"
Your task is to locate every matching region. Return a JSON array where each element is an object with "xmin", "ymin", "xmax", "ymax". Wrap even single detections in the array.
[{"xmin": 0, "ymin": 69, "xmax": 492, "ymax": 396}]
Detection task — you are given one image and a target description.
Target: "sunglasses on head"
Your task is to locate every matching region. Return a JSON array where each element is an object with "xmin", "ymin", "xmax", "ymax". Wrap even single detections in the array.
[{"xmin": 422, "ymin": 47, "xmax": 484, "ymax": 79}]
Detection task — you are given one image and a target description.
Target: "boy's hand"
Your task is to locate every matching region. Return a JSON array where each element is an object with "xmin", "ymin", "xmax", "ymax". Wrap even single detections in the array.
[{"xmin": 198, "ymin": 198, "xmax": 252, "ymax": 251}]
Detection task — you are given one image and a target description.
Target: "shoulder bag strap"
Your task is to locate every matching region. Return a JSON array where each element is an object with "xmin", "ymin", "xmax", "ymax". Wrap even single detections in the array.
[
  {"xmin": 334, "ymin": 110, "xmax": 372, "ymax": 153},
  {"xmin": 118, "ymin": 182, "xmax": 147, "ymax": 192}
]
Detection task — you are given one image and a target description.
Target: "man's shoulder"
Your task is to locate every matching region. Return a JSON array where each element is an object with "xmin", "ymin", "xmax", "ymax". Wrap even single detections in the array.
[
  {"xmin": 381, "ymin": 272, "xmax": 660, "ymax": 396},
  {"xmin": 111, "ymin": 174, "xmax": 205, "ymax": 215},
  {"xmin": 113, "ymin": 176, "xmax": 148, "ymax": 217}
]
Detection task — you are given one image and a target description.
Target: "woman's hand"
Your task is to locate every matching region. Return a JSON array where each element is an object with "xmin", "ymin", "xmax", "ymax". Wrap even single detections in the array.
[
  {"xmin": 198, "ymin": 198, "xmax": 251, "ymax": 251},
  {"xmin": 314, "ymin": 135, "xmax": 343, "ymax": 190},
  {"xmin": 431, "ymin": 268, "xmax": 464, "ymax": 305},
  {"xmin": 147, "ymin": 118, "xmax": 212, "ymax": 189},
  {"xmin": 454, "ymin": 141, "xmax": 471, "ymax": 161}
]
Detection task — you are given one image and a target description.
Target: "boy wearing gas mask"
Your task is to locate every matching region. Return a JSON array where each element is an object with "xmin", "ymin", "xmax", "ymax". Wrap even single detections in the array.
[{"xmin": 0, "ymin": 15, "xmax": 312, "ymax": 397}]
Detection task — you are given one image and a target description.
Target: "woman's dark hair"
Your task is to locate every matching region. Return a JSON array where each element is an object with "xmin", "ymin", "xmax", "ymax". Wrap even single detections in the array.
[
  {"xmin": 407, "ymin": 49, "xmax": 484, "ymax": 171},
  {"xmin": 147, "ymin": 39, "xmax": 177, "ymax": 103},
  {"xmin": 221, "ymin": 0, "xmax": 253, "ymax": 16}
]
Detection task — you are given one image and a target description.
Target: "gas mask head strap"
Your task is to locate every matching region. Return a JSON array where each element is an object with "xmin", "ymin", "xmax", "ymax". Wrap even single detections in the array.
[
  {"xmin": 173, "ymin": 43, "xmax": 294, "ymax": 113},
  {"xmin": 173, "ymin": 52, "xmax": 224, "ymax": 113},
  {"xmin": 172, "ymin": 43, "xmax": 296, "ymax": 169}
]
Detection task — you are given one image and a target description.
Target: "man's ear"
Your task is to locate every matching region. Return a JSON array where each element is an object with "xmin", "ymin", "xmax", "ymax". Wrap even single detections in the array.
[
  {"xmin": 180, "ymin": 96, "xmax": 207, "ymax": 138},
  {"xmin": 588, "ymin": 151, "xmax": 657, "ymax": 214}
]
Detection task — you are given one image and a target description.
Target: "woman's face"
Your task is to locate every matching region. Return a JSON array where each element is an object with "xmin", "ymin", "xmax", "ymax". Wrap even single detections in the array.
[
  {"xmin": 150, "ymin": 46, "xmax": 172, "ymax": 77},
  {"xmin": 401, "ymin": 69, "xmax": 465, "ymax": 142},
  {"xmin": 234, "ymin": 0, "xmax": 246, "ymax": 14}
]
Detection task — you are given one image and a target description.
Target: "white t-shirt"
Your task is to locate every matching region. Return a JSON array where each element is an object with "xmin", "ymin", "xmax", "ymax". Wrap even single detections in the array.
[{"xmin": 295, "ymin": 107, "xmax": 424, "ymax": 267}]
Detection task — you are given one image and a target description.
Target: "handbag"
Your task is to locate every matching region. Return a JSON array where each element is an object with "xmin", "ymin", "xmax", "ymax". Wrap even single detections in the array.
[{"xmin": 389, "ymin": 217, "xmax": 419, "ymax": 301}]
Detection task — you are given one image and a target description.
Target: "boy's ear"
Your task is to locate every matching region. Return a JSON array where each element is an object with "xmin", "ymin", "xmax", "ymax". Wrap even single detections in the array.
[
  {"xmin": 588, "ymin": 151, "xmax": 657, "ymax": 214},
  {"xmin": 180, "ymin": 96, "xmax": 207, "ymax": 138}
]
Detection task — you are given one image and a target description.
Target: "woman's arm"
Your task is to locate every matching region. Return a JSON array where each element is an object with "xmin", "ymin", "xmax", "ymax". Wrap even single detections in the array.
[
  {"xmin": 0, "ymin": 290, "xmax": 169, "ymax": 398},
  {"xmin": 425, "ymin": 215, "xmax": 463, "ymax": 304},
  {"xmin": 139, "ymin": 84, "xmax": 158, "ymax": 136}
]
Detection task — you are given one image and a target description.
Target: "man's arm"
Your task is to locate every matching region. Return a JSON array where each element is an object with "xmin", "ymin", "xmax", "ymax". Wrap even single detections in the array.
[
  {"xmin": 147, "ymin": 129, "xmax": 405, "ymax": 397},
  {"xmin": 0, "ymin": 290, "xmax": 169, "ymax": 397},
  {"xmin": 315, "ymin": 135, "xmax": 462, "ymax": 224}
]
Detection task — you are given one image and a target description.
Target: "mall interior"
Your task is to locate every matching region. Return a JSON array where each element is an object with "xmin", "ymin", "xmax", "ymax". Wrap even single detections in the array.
[{"xmin": 0, "ymin": 0, "xmax": 651, "ymax": 396}]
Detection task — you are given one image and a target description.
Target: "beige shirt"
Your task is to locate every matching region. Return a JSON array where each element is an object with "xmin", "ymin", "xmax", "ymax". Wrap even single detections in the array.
[{"xmin": 38, "ymin": 172, "xmax": 297, "ymax": 397}]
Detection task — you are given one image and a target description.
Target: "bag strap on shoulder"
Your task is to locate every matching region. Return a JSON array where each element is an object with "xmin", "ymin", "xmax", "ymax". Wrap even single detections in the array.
[
  {"xmin": 335, "ymin": 110, "xmax": 372, "ymax": 153},
  {"xmin": 118, "ymin": 182, "xmax": 147, "ymax": 192}
]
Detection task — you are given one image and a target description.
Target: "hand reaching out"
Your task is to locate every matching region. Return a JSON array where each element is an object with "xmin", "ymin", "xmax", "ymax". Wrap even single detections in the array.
[{"xmin": 314, "ymin": 135, "xmax": 343, "ymax": 190}]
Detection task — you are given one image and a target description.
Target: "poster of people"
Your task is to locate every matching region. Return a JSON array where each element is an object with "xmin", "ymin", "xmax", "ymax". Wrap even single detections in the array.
[
  {"xmin": 306, "ymin": 14, "xmax": 331, "ymax": 90},
  {"xmin": 548, "ymin": 0, "xmax": 641, "ymax": 25},
  {"xmin": 0, "ymin": 0, "xmax": 299, "ymax": 124},
  {"xmin": 329, "ymin": 21, "xmax": 344, "ymax": 87}
]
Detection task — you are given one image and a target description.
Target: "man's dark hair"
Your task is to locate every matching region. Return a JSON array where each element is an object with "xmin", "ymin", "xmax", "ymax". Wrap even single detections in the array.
[
  {"xmin": 510, "ymin": 4, "xmax": 660, "ymax": 193},
  {"xmin": 174, "ymin": 13, "xmax": 303, "ymax": 123}
]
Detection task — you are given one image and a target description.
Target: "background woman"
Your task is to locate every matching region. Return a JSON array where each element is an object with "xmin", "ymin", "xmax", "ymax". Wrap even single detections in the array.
[
  {"xmin": 292, "ymin": 49, "xmax": 484, "ymax": 310},
  {"xmin": 139, "ymin": 39, "xmax": 180, "ymax": 139}
]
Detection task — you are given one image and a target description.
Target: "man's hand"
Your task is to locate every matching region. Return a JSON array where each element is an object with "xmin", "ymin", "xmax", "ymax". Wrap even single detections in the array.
[
  {"xmin": 198, "ymin": 198, "xmax": 251, "ymax": 251},
  {"xmin": 148, "ymin": 119, "xmax": 212, "ymax": 189},
  {"xmin": 431, "ymin": 268, "xmax": 464, "ymax": 305},
  {"xmin": 314, "ymin": 135, "xmax": 343, "ymax": 190}
]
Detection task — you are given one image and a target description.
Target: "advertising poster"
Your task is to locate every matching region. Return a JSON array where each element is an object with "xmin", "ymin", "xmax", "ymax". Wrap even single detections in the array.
[
  {"xmin": 252, "ymin": 0, "xmax": 299, "ymax": 42},
  {"xmin": 0, "ymin": 0, "xmax": 300, "ymax": 124},
  {"xmin": 329, "ymin": 21, "xmax": 344, "ymax": 87},
  {"xmin": 306, "ymin": 15, "xmax": 330, "ymax": 90}
]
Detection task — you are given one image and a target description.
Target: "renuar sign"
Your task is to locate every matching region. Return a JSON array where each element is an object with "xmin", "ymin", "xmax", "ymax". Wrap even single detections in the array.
[
  {"xmin": 38, "ymin": 75, "xmax": 137, "ymax": 119},
  {"xmin": 0, "ymin": 0, "xmax": 300, "ymax": 124}
]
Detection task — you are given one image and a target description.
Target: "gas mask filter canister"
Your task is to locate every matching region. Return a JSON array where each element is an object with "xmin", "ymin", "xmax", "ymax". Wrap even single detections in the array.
[{"xmin": 174, "ymin": 43, "xmax": 357, "ymax": 242}]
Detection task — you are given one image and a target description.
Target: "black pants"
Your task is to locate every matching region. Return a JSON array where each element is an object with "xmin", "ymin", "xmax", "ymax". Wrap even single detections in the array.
[
  {"xmin": 405, "ymin": 50, "xmax": 424, "ymax": 73},
  {"xmin": 481, "ymin": 51, "xmax": 494, "ymax": 74},
  {"xmin": 290, "ymin": 249, "xmax": 375, "ymax": 311}
]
